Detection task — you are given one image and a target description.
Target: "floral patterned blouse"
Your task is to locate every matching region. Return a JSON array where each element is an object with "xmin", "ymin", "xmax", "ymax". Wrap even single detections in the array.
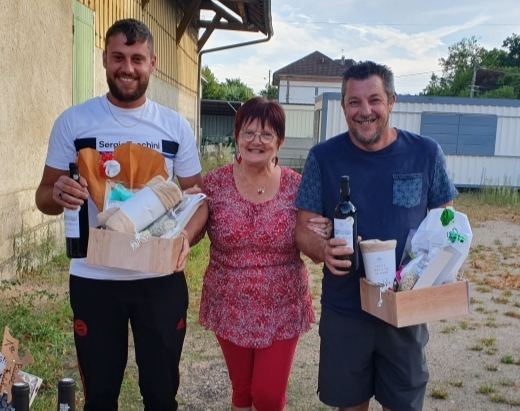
[{"xmin": 198, "ymin": 163, "xmax": 315, "ymax": 348}]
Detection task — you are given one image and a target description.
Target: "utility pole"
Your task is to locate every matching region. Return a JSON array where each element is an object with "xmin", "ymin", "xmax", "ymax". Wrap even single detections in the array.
[{"xmin": 470, "ymin": 64, "xmax": 477, "ymax": 98}]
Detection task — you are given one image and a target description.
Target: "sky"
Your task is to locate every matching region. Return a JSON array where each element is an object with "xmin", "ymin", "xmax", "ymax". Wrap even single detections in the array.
[{"xmin": 200, "ymin": 0, "xmax": 520, "ymax": 95}]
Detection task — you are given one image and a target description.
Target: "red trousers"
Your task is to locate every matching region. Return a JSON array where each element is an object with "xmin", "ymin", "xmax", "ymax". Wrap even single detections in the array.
[{"xmin": 217, "ymin": 335, "xmax": 299, "ymax": 411}]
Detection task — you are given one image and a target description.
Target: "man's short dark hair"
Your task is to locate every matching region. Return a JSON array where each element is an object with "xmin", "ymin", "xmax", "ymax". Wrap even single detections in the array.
[
  {"xmin": 105, "ymin": 18, "xmax": 154, "ymax": 54},
  {"xmin": 341, "ymin": 61, "xmax": 395, "ymax": 107}
]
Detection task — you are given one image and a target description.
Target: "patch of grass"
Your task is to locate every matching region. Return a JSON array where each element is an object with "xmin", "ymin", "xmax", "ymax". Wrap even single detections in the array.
[
  {"xmin": 469, "ymin": 344, "xmax": 483, "ymax": 351},
  {"xmin": 490, "ymin": 394, "xmax": 507, "ymax": 403},
  {"xmin": 503, "ymin": 290, "xmax": 513, "ymax": 297},
  {"xmin": 430, "ymin": 387, "xmax": 449, "ymax": 399},
  {"xmin": 447, "ymin": 380, "xmax": 464, "ymax": 388},
  {"xmin": 470, "ymin": 296, "xmax": 482, "ymax": 304},
  {"xmin": 458, "ymin": 321, "xmax": 468, "ymax": 330},
  {"xmin": 485, "ymin": 364, "xmax": 499, "ymax": 371},
  {"xmin": 499, "ymin": 378, "xmax": 515, "ymax": 387},
  {"xmin": 504, "ymin": 310, "xmax": 520, "ymax": 320},
  {"xmin": 475, "ymin": 184, "xmax": 520, "ymax": 208},
  {"xmin": 501, "ymin": 355, "xmax": 515, "ymax": 364},
  {"xmin": 185, "ymin": 235, "xmax": 210, "ymax": 313},
  {"xmin": 514, "ymin": 302, "xmax": 520, "ymax": 308},
  {"xmin": 0, "ymin": 260, "xmax": 77, "ymax": 410},
  {"xmin": 481, "ymin": 337, "xmax": 495, "ymax": 347},
  {"xmin": 486, "ymin": 347, "xmax": 499, "ymax": 355},
  {"xmin": 492, "ymin": 296, "xmax": 509, "ymax": 304},
  {"xmin": 200, "ymin": 147, "xmax": 233, "ymax": 175},
  {"xmin": 485, "ymin": 318, "xmax": 499, "ymax": 328},
  {"xmin": 476, "ymin": 286, "xmax": 491, "ymax": 293},
  {"xmin": 442, "ymin": 325, "xmax": 457, "ymax": 334},
  {"xmin": 478, "ymin": 384, "xmax": 496, "ymax": 394}
]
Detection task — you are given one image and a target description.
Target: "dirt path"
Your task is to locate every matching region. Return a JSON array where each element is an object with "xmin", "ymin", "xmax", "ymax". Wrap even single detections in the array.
[{"xmin": 177, "ymin": 221, "xmax": 520, "ymax": 411}]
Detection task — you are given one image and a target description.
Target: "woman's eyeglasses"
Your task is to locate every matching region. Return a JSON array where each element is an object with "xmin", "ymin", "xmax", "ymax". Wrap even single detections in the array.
[{"xmin": 240, "ymin": 130, "xmax": 275, "ymax": 144}]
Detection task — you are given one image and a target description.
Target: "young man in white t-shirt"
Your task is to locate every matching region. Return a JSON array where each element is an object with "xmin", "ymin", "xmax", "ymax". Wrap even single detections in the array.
[{"xmin": 35, "ymin": 18, "xmax": 207, "ymax": 411}]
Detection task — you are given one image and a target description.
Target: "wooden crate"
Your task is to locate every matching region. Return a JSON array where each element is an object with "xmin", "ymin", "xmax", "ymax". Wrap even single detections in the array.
[
  {"xmin": 360, "ymin": 278, "xmax": 469, "ymax": 328},
  {"xmin": 86, "ymin": 228, "xmax": 183, "ymax": 275}
]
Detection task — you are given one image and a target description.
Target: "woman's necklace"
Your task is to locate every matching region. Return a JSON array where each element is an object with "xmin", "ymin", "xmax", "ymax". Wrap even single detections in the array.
[
  {"xmin": 240, "ymin": 165, "xmax": 272, "ymax": 195},
  {"xmin": 106, "ymin": 96, "xmax": 146, "ymax": 128}
]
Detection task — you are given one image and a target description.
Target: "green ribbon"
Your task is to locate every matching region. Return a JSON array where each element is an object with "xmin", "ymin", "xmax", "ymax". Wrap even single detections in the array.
[
  {"xmin": 447, "ymin": 228, "xmax": 466, "ymax": 243},
  {"xmin": 440, "ymin": 208, "xmax": 455, "ymax": 226}
]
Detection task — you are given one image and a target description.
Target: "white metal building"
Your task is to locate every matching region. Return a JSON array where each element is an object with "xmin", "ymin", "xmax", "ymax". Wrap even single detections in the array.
[
  {"xmin": 315, "ymin": 93, "xmax": 520, "ymax": 188},
  {"xmin": 279, "ymin": 104, "xmax": 315, "ymax": 171}
]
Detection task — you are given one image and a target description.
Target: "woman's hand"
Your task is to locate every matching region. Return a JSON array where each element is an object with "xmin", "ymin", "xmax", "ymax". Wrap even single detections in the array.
[{"xmin": 307, "ymin": 216, "xmax": 332, "ymax": 239}]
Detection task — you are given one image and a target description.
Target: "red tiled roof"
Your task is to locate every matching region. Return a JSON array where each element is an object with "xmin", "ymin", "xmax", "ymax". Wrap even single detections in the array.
[{"xmin": 272, "ymin": 51, "xmax": 355, "ymax": 85}]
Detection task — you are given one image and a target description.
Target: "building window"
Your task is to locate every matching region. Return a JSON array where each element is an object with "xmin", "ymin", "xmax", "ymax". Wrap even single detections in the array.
[{"xmin": 315, "ymin": 87, "xmax": 319, "ymax": 96}]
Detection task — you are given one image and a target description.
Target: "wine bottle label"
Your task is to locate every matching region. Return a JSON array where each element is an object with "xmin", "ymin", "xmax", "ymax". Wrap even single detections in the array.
[
  {"xmin": 334, "ymin": 217, "xmax": 355, "ymax": 247},
  {"xmin": 64, "ymin": 207, "xmax": 81, "ymax": 238}
]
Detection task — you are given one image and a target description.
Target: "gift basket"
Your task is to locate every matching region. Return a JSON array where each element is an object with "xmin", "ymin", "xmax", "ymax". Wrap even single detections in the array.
[
  {"xmin": 76, "ymin": 143, "xmax": 206, "ymax": 273},
  {"xmin": 359, "ymin": 207, "xmax": 472, "ymax": 327}
]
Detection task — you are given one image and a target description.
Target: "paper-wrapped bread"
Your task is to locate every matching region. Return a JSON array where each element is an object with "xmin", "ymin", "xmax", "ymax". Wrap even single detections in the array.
[{"xmin": 77, "ymin": 143, "xmax": 169, "ymax": 211}]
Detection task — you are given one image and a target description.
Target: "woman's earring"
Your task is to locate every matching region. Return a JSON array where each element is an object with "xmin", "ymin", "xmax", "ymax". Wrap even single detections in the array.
[{"xmin": 235, "ymin": 151, "xmax": 242, "ymax": 164}]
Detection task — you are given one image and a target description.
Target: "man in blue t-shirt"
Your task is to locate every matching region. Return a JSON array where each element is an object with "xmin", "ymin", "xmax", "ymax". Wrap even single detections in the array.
[{"xmin": 295, "ymin": 61, "xmax": 458, "ymax": 411}]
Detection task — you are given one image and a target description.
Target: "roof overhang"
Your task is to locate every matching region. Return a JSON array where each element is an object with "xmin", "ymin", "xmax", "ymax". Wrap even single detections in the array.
[
  {"xmin": 201, "ymin": 99, "xmax": 243, "ymax": 116},
  {"xmin": 176, "ymin": 0, "xmax": 273, "ymax": 52}
]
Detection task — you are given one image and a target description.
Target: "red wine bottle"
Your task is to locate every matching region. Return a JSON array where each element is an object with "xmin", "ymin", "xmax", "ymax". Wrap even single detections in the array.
[
  {"xmin": 65, "ymin": 162, "xmax": 89, "ymax": 258},
  {"xmin": 333, "ymin": 175, "xmax": 359, "ymax": 271},
  {"xmin": 57, "ymin": 378, "xmax": 76, "ymax": 411},
  {"xmin": 11, "ymin": 381, "xmax": 30, "ymax": 411}
]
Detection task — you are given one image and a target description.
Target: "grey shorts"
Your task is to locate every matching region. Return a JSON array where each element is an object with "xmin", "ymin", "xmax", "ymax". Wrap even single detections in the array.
[{"xmin": 318, "ymin": 307, "xmax": 429, "ymax": 411}]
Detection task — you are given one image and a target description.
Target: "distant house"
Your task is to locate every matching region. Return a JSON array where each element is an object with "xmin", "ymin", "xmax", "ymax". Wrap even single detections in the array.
[
  {"xmin": 271, "ymin": 51, "xmax": 354, "ymax": 169},
  {"xmin": 272, "ymin": 51, "xmax": 355, "ymax": 105}
]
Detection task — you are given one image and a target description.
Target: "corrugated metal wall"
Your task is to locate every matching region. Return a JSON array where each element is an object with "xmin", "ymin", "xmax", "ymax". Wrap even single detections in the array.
[
  {"xmin": 325, "ymin": 102, "xmax": 347, "ymax": 139},
  {"xmin": 279, "ymin": 104, "xmax": 315, "ymax": 170},
  {"xmin": 77, "ymin": 0, "xmax": 198, "ymax": 95},
  {"xmin": 201, "ymin": 115, "xmax": 235, "ymax": 139},
  {"xmin": 284, "ymin": 104, "xmax": 314, "ymax": 138},
  {"xmin": 318, "ymin": 94, "xmax": 520, "ymax": 187}
]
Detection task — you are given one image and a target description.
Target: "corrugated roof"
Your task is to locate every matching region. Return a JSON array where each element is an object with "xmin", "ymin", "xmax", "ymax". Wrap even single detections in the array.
[{"xmin": 201, "ymin": 100, "xmax": 243, "ymax": 116}]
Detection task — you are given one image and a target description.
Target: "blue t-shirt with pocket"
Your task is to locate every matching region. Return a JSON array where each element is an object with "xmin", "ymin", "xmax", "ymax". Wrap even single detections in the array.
[{"xmin": 295, "ymin": 129, "xmax": 458, "ymax": 319}]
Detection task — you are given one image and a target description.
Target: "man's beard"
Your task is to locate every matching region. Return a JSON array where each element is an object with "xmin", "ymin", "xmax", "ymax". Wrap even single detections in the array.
[
  {"xmin": 106, "ymin": 75, "xmax": 149, "ymax": 103},
  {"xmin": 350, "ymin": 117, "xmax": 388, "ymax": 147}
]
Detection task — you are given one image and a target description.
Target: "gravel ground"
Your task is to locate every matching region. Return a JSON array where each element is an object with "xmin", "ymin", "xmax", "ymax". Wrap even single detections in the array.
[{"xmin": 177, "ymin": 221, "xmax": 520, "ymax": 411}]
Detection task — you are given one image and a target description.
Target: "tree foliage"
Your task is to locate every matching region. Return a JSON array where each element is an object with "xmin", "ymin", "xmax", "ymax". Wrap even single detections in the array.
[
  {"xmin": 220, "ymin": 78, "xmax": 255, "ymax": 102},
  {"xmin": 201, "ymin": 66, "xmax": 225, "ymax": 100},
  {"xmin": 260, "ymin": 84, "xmax": 278, "ymax": 100},
  {"xmin": 422, "ymin": 34, "xmax": 520, "ymax": 99},
  {"xmin": 201, "ymin": 66, "xmax": 256, "ymax": 102}
]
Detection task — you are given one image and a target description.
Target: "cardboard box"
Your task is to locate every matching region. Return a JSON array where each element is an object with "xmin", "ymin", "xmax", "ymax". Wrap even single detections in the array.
[
  {"xmin": 360, "ymin": 278, "xmax": 469, "ymax": 328},
  {"xmin": 86, "ymin": 228, "xmax": 183, "ymax": 274}
]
